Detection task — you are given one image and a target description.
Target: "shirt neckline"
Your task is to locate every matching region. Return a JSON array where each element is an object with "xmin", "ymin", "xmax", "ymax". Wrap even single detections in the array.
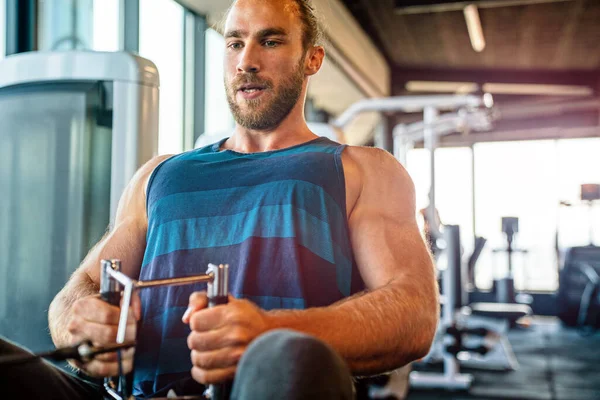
[{"xmin": 211, "ymin": 137, "xmax": 327, "ymax": 155}]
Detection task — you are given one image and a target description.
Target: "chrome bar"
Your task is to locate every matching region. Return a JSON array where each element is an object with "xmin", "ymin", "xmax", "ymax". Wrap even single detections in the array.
[{"xmin": 135, "ymin": 274, "xmax": 214, "ymax": 289}]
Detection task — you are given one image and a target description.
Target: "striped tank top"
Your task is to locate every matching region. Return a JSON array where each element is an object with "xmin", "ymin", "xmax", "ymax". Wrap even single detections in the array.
[{"xmin": 132, "ymin": 137, "xmax": 365, "ymax": 397}]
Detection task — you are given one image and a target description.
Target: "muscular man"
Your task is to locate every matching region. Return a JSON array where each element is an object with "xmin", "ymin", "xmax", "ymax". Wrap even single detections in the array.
[{"xmin": 0, "ymin": 0, "xmax": 438, "ymax": 398}]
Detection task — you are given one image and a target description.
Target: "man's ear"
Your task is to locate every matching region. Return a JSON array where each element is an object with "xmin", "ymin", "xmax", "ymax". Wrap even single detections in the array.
[{"xmin": 305, "ymin": 46, "xmax": 325, "ymax": 76}]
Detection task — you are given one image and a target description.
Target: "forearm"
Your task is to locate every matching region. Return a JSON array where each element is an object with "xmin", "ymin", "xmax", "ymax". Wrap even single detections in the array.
[
  {"xmin": 266, "ymin": 280, "xmax": 439, "ymax": 376},
  {"xmin": 48, "ymin": 271, "xmax": 98, "ymax": 347}
]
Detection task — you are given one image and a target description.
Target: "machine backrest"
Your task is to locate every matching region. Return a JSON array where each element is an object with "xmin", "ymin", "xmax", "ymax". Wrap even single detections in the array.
[{"xmin": 557, "ymin": 246, "xmax": 600, "ymax": 327}]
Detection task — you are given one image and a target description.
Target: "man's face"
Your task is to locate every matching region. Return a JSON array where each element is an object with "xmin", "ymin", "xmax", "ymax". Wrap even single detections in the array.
[{"xmin": 223, "ymin": 0, "xmax": 307, "ymax": 130}]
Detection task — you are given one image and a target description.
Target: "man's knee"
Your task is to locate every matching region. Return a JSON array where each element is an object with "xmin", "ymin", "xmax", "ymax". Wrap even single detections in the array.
[
  {"xmin": 245, "ymin": 329, "xmax": 341, "ymax": 366},
  {"xmin": 233, "ymin": 329, "xmax": 354, "ymax": 399}
]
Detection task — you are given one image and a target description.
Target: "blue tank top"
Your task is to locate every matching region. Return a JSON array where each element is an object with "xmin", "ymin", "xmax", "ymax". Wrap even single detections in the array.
[{"xmin": 133, "ymin": 137, "xmax": 365, "ymax": 397}]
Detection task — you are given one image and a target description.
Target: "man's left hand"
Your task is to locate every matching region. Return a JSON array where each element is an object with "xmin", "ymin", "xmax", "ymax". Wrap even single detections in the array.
[{"xmin": 182, "ymin": 292, "xmax": 270, "ymax": 385}]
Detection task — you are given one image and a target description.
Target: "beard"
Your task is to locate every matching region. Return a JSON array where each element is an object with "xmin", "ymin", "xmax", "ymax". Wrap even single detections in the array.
[{"xmin": 225, "ymin": 59, "xmax": 305, "ymax": 131}]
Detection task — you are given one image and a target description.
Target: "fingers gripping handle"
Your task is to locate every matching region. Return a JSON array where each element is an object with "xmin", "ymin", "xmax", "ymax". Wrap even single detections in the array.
[
  {"xmin": 206, "ymin": 264, "xmax": 231, "ymax": 400},
  {"xmin": 100, "ymin": 259, "xmax": 129, "ymax": 400}
]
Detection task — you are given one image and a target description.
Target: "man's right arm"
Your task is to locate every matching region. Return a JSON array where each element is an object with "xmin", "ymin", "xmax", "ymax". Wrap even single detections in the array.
[{"xmin": 48, "ymin": 154, "xmax": 172, "ymax": 375}]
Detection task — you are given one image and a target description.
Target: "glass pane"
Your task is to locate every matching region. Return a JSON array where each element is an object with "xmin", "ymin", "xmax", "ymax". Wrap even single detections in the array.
[
  {"xmin": 38, "ymin": 0, "xmax": 94, "ymax": 51},
  {"xmin": 204, "ymin": 28, "xmax": 234, "ymax": 136},
  {"xmin": 556, "ymin": 138, "xmax": 600, "ymax": 249},
  {"xmin": 92, "ymin": 0, "xmax": 120, "ymax": 51},
  {"xmin": 0, "ymin": 0, "xmax": 5, "ymax": 60},
  {"xmin": 406, "ymin": 147, "xmax": 474, "ymax": 255},
  {"xmin": 139, "ymin": 0, "xmax": 185, "ymax": 155},
  {"xmin": 0, "ymin": 83, "xmax": 111, "ymax": 352},
  {"xmin": 474, "ymin": 141, "xmax": 558, "ymax": 292}
]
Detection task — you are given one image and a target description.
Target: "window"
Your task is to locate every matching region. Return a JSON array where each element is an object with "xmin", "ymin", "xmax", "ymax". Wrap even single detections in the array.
[
  {"xmin": 139, "ymin": 0, "xmax": 185, "ymax": 155},
  {"xmin": 38, "ymin": 0, "xmax": 119, "ymax": 52},
  {"xmin": 38, "ymin": 0, "xmax": 92, "ymax": 50},
  {"xmin": 406, "ymin": 147, "xmax": 474, "ymax": 255},
  {"xmin": 556, "ymin": 138, "xmax": 600, "ymax": 249},
  {"xmin": 407, "ymin": 138, "xmax": 600, "ymax": 293},
  {"xmin": 474, "ymin": 141, "xmax": 559, "ymax": 291},
  {"xmin": 92, "ymin": 0, "xmax": 120, "ymax": 52},
  {"xmin": 0, "ymin": 0, "xmax": 5, "ymax": 60},
  {"xmin": 204, "ymin": 28, "xmax": 234, "ymax": 136}
]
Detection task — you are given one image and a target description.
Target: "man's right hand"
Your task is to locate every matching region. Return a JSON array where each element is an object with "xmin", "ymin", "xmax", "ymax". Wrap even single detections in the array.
[{"xmin": 66, "ymin": 293, "xmax": 141, "ymax": 377}]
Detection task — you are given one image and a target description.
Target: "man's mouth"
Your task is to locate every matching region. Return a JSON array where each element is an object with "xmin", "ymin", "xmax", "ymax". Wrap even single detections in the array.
[{"xmin": 238, "ymin": 84, "xmax": 267, "ymax": 93}]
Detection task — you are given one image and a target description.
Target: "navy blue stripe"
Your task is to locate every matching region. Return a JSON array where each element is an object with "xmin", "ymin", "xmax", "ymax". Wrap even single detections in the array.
[
  {"xmin": 139, "ymin": 237, "xmax": 349, "ymax": 317},
  {"xmin": 149, "ymin": 179, "xmax": 344, "ymax": 226},
  {"xmin": 143, "ymin": 204, "xmax": 351, "ymax": 271}
]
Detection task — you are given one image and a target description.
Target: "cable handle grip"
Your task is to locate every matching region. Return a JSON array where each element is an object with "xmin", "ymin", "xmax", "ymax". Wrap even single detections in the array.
[
  {"xmin": 100, "ymin": 259, "xmax": 123, "ymax": 306},
  {"xmin": 99, "ymin": 259, "xmax": 129, "ymax": 400},
  {"xmin": 205, "ymin": 264, "xmax": 231, "ymax": 400}
]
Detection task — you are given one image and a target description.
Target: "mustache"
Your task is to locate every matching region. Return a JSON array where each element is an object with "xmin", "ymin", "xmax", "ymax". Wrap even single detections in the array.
[{"xmin": 230, "ymin": 74, "xmax": 273, "ymax": 91}]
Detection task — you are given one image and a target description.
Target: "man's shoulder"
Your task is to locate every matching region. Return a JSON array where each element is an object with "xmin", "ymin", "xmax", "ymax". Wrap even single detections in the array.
[
  {"xmin": 343, "ymin": 146, "xmax": 414, "ymax": 198},
  {"xmin": 343, "ymin": 146, "xmax": 409, "ymax": 182},
  {"xmin": 138, "ymin": 154, "xmax": 175, "ymax": 185}
]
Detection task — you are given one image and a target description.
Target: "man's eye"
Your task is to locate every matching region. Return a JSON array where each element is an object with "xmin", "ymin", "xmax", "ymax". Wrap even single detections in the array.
[
  {"xmin": 264, "ymin": 41, "xmax": 279, "ymax": 48},
  {"xmin": 229, "ymin": 42, "xmax": 243, "ymax": 50}
]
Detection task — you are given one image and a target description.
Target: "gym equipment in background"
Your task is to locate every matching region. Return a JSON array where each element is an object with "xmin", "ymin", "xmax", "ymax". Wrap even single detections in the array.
[
  {"xmin": 557, "ymin": 184, "xmax": 600, "ymax": 329},
  {"xmin": 332, "ymin": 94, "xmax": 495, "ymax": 246},
  {"xmin": 410, "ymin": 225, "xmax": 474, "ymax": 390},
  {"xmin": 556, "ymin": 183, "xmax": 600, "ymax": 329},
  {"xmin": 557, "ymin": 246, "xmax": 600, "ymax": 329},
  {"xmin": 492, "ymin": 217, "xmax": 528, "ymax": 304},
  {"xmin": 0, "ymin": 51, "xmax": 159, "ymax": 353},
  {"xmin": 581, "ymin": 184, "xmax": 600, "ymax": 246},
  {"xmin": 414, "ymin": 225, "xmax": 528, "ymax": 385}
]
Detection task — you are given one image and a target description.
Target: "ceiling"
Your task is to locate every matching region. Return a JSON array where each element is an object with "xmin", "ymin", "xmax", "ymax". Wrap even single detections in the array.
[
  {"xmin": 340, "ymin": 0, "xmax": 600, "ymax": 71},
  {"xmin": 339, "ymin": 0, "xmax": 600, "ymax": 144}
]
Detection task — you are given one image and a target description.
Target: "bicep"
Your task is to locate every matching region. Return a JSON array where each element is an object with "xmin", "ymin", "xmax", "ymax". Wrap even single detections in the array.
[
  {"xmin": 350, "ymin": 204, "xmax": 433, "ymax": 291},
  {"xmin": 347, "ymin": 150, "xmax": 434, "ymax": 290}
]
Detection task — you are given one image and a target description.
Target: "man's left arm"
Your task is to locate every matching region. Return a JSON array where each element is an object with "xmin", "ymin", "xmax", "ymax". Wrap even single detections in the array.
[
  {"xmin": 185, "ymin": 148, "xmax": 439, "ymax": 383},
  {"xmin": 266, "ymin": 147, "xmax": 439, "ymax": 374}
]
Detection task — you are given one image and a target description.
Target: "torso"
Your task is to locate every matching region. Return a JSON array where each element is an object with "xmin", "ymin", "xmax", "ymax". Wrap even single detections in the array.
[{"xmin": 133, "ymin": 136, "xmax": 366, "ymax": 397}]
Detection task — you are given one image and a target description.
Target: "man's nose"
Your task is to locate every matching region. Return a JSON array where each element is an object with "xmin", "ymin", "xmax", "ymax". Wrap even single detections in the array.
[{"xmin": 237, "ymin": 44, "xmax": 261, "ymax": 73}]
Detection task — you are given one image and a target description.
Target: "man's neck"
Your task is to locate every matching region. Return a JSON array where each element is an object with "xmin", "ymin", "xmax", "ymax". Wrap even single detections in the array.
[{"xmin": 224, "ymin": 119, "xmax": 318, "ymax": 153}]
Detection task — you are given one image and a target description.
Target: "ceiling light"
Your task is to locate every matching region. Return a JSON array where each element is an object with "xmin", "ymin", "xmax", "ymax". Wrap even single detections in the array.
[
  {"xmin": 482, "ymin": 83, "xmax": 593, "ymax": 96},
  {"xmin": 464, "ymin": 4, "xmax": 485, "ymax": 52},
  {"xmin": 405, "ymin": 81, "xmax": 479, "ymax": 93}
]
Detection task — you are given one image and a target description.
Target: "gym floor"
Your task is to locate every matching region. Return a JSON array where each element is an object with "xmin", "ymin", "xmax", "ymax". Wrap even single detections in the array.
[{"xmin": 408, "ymin": 317, "xmax": 600, "ymax": 400}]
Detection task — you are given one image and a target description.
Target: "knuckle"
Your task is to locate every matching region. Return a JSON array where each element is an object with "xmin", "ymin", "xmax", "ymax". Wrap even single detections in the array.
[
  {"xmin": 225, "ymin": 307, "xmax": 241, "ymax": 323},
  {"xmin": 192, "ymin": 367, "xmax": 208, "ymax": 384},
  {"xmin": 66, "ymin": 317, "xmax": 79, "ymax": 334},
  {"xmin": 99, "ymin": 325, "xmax": 117, "ymax": 343},
  {"xmin": 187, "ymin": 333, "xmax": 198, "ymax": 350},
  {"xmin": 228, "ymin": 327, "xmax": 249, "ymax": 345},
  {"xmin": 191, "ymin": 349, "xmax": 202, "ymax": 367},
  {"xmin": 72, "ymin": 300, "xmax": 83, "ymax": 315},
  {"xmin": 189, "ymin": 314, "xmax": 201, "ymax": 332},
  {"xmin": 97, "ymin": 305, "xmax": 114, "ymax": 324}
]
